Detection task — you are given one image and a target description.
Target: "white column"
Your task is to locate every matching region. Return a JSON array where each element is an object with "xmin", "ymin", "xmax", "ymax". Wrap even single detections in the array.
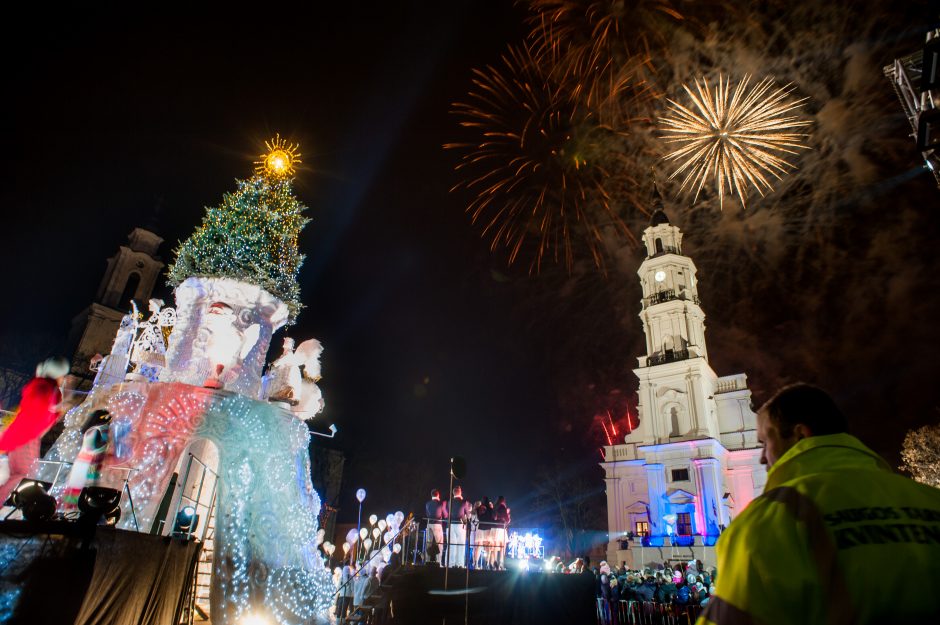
[
  {"xmin": 692, "ymin": 458, "xmax": 721, "ymax": 539},
  {"xmin": 644, "ymin": 464, "xmax": 666, "ymax": 537}
]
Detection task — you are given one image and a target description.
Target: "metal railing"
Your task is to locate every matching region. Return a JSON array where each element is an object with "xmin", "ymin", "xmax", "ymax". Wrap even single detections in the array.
[
  {"xmin": 648, "ymin": 246, "xmax": 681, "ymax": 259},
  {"xmin": 646, "ymin": 349, "xmax": 690, "ymax": 367},
  {"xmin": 170, "ymin": 452, "xmax": 218, "ymax": 543},
  {"xmin": 597, "ymin": 599, "xmax": 704, "ymax": 625},
  {"xmin": 414, "ymin": 518, "xmax": 511, "ymax": 569},
  {"xmin": 643, "ymin": 290, "xmax": 700, "ymax": 308}
]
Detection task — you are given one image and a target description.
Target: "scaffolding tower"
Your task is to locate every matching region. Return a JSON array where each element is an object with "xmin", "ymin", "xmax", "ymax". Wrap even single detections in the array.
[{"xmin": 884, "ymin": 27, "xmax": 940, "ymax": 187}]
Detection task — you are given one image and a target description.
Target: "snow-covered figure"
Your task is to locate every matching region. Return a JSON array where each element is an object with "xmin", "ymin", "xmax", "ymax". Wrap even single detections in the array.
[
  {"xmin": 30, "ymin": 137, "xmax": 335, "ymax": 624},
  {"xmin": 161, "ymin": 277, "xmax": 285, "ymax": 397}
]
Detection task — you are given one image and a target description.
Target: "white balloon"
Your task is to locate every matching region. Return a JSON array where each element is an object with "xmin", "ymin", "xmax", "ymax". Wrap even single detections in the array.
[
  {"xmin": 392, "ymin": 543, "xmax": 402, "ymax": 554},
  {"xmin": 378, "ymin": 519, "xmax": 387, "ymax": 531},
  {"xmin": 346, "ymin": 529, "xmax": 359, "ymax": 544},
  {"xmin": 363, "ymin": 538, "xmax": 373, "ymax": 550},
  {"xmin": 372, "ymin": 527, "xmax": 381, "ymax": 539},
  {"xmin": 342, "ymin": 542, "xmax": 350, "ymax": 554},
  {"xmin": 385, "ymin": 514, "xmax": 396, "ymax": 528},
  {"xmin": 383, "ymin": 531, "xmax": 393, "ymax": 544},
  {"xmin": 359, "ymin": 528, "xmax": 368, "ymax": 540},
  {"xmin": 369, "ymin": 514, "xmax": 378, "ymax": 526},
  {"xmin": 395, "ymin": 511, "xmax": 405, "ymax": 524},
  {"xmin": 316, "ymin": 529, "xmax": 325, "ymax": 545}
]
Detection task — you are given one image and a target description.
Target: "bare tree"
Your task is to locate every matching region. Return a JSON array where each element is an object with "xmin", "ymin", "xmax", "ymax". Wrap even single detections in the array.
[
  {"xmin": 533, "ymin": 460, "xmax": 606, "ymax": 560},
  {"xmin": 900, "ymin": 421, "xmax": 940, "ymax": 489}
]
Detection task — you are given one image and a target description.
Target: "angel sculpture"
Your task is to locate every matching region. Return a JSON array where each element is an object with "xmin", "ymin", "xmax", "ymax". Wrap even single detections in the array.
[
  {"xmin": 292, "ymin": 338, "xmax": 326, "ymax": 419},
  {"xmin": 266, "ymin": 337, "xmax": 303, "ymax": 405}
]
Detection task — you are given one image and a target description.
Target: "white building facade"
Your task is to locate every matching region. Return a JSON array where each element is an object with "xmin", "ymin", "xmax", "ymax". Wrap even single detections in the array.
[{"xmin": 601, "ymin": 205, "xmax": 766, "ymax": 568}]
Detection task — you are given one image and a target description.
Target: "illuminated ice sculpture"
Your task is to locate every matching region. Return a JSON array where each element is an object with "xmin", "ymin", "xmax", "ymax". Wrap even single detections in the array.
[{"xmin": 35, "ymin": 138, "xmax": 335, "ymax": 624}]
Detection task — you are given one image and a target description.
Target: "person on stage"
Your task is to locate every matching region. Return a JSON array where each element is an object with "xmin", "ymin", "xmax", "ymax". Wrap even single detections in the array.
[
  {"xmin": 0, "ymin": 357, "xmax": 70, "ymax": 503},
  {"xmin": 476, "ymin": 496, "xmax": 493, "ymax": 569},
  {"xmin": 60, "ymin": 409, "xmax": 113, "ymax": 513},
  {"xmin": 447, "ymin": 485, "xmax": 472, "ymax": 568},
  {"xmin": 491, "ymin": 495, "xmax": 510, "ymax": 569},
  {"xmin": 424, "ymin": 488, "xmax": 447, "ymax": 564}
]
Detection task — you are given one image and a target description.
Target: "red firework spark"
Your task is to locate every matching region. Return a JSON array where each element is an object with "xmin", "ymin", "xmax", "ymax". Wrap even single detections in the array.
[{"xmin": 446, "ymin": 43, "xmax": 648, "ymax": 273}]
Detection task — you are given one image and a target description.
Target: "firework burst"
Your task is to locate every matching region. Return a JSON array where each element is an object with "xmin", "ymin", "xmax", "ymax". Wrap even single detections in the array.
[
  {"xmin": 660, "ymin": 74, "xmax": 811, "ymax": 207},
  {"xmin": 446, "ymin": 44, "xmax": 649, "ymax": 272}
]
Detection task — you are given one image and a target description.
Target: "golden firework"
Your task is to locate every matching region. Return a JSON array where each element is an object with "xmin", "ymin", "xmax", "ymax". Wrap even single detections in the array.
[
  {"xmin": 255, "ymin": 133, "xmax": 302, "ymax": 179},
  {"xmin": 660, "ymin": 75, "xmax": 811, "ymax": 207}
]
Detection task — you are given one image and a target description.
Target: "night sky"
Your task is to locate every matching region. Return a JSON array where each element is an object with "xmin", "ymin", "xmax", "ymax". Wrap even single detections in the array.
[{"xmin": 2, "ymin": 2, "xmax": 938, "ymax": 528}]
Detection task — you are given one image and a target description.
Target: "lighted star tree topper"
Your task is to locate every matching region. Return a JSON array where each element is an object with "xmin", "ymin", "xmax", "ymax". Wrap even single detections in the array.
[
  {"xmin": 660, "ymin": 74, "xmax": 811, "ymax": 207},
  {"xmin": 254, "ymin": 133, "xmax": 302, "ymax": 178},
  {"xmin": 168, "ymin": 135, "xmax": 310, "ymax": 321}
]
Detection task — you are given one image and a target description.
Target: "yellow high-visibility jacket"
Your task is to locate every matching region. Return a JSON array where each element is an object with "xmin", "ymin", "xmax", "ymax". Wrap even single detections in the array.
[{"xmin": 698, "ymin": 433, "xmax": 940, "ymax": 624}]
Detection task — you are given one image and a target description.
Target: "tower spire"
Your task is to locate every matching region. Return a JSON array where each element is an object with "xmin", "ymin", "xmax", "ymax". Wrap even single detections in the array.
[{"xmin": 649, "ymin": 167, "xmax": 670, "ymax": 226}]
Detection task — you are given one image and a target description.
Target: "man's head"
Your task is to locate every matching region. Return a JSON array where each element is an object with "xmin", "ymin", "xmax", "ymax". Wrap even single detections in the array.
[
  {"xmin": 430, "ymin": 489, "xmax": 440, "ymax": 500},
  {"xmin": 453, "ymin": 486, "xmax": 462, "ymax": 498},
  {"xmin": 757, "ymin": 383, "xmax": 848, "ymax": 467}
]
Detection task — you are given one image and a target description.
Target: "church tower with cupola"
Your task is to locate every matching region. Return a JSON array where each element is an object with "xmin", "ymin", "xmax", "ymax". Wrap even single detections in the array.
[
  {"xmin": 67, "ymin": 227, "xmax": 165, "ymax": 384},
  {"xmin": 600, "ymin": 187, "xmax": 766, "ymax": 568}
]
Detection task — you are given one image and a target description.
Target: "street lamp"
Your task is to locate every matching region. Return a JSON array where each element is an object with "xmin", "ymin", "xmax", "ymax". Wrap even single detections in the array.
[{"xmin": 355, "ymin": 488, "xmax": 366, "ymax": 563}]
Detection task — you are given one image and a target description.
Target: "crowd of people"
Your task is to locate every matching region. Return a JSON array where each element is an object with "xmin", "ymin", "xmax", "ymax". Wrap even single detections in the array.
[
  {"xmin": 595, "ymin": 559, "xmax": 714, "ymax": 612},
  {"xmin": 424, "ymin": 487, "xmax": 511, "ymax": 569}
]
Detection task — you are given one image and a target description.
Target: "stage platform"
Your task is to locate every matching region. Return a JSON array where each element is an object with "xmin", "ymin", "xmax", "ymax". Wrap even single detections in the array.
[
  {"xmin": 0, "ymin": 520, "xmax": 201, "ymax": 625},
  {"xmin": 386, "ymin": 565, "xmax": 595, "ymax": 625}
]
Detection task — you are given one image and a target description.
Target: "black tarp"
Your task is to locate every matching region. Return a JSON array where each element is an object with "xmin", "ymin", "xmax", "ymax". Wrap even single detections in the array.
[{"xmin": 0, "ymin": 521, "xmax": 202, "ymax": 625}]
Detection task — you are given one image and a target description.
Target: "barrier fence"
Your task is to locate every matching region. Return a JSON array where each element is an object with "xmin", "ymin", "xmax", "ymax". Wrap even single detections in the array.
[{"xmin": 596, "ymin": 599, "xmax": 704, "ymax": 625}]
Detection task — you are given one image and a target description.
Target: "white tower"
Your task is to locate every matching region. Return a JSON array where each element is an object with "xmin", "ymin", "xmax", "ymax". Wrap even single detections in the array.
[
  {"xmin": 601, "ymin": 186, "xmax": 765, "ymax": 568},
  {"xmin": 631, "ymin": 188, "xmax": 719, "ymax": 444}
]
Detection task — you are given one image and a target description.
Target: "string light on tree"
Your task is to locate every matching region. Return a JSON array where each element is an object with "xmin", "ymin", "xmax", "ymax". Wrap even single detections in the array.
[{"xmin": 659, "ymin": 74, "xmax": 811, "ymax": 207}]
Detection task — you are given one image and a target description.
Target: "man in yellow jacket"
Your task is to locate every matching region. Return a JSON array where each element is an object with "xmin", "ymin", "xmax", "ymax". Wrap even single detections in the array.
[{"xmin": 698, "ymin": 383, "xmax": 940, "ymax": 624}]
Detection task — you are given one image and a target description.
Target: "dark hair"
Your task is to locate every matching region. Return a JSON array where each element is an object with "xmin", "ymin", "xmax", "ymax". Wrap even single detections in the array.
[
  {"xmin": 430, "ymin": 489, "xmax": 440, "ymax": 499},
  {"xmin": 453, "ymin": 486, "xmax": 462, "ymax": 497},
  {"xmin": 758, "ymin": 383, "xmax": 848, "ymax": 438}
]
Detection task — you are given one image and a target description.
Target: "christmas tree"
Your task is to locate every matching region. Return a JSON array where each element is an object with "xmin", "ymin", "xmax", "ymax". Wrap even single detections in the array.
[{"xmin": 167, "ymin": 135, "xmax": 309, "ymax": 321}]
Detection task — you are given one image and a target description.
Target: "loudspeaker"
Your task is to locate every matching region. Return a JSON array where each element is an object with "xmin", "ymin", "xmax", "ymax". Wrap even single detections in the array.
[{"xmin": 450, "ymin": 456, "xmax": 466, "ymax": 479}]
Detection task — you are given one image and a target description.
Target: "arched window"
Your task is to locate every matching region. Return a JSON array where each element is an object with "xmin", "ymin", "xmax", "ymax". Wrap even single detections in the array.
[
  {"xmin": 655, "ymin": 238, "xmax": 664, "ymax": 254},
  {"xmin": 119, "ymin": 272, "xmax": 141, "ymax": 308}
]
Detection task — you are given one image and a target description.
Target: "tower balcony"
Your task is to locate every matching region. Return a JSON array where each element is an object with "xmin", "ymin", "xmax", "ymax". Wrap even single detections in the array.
[
  {"xmin": 647, "ymin": 348, "xmax": 690, "ymax": 367},
  {"xmin": 647, "ymin": 245, "xmax": 681, "ymax": 259},
  {"xmin": 644, "ymin": 289, "xmax": 701, "ymax": 307}
]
